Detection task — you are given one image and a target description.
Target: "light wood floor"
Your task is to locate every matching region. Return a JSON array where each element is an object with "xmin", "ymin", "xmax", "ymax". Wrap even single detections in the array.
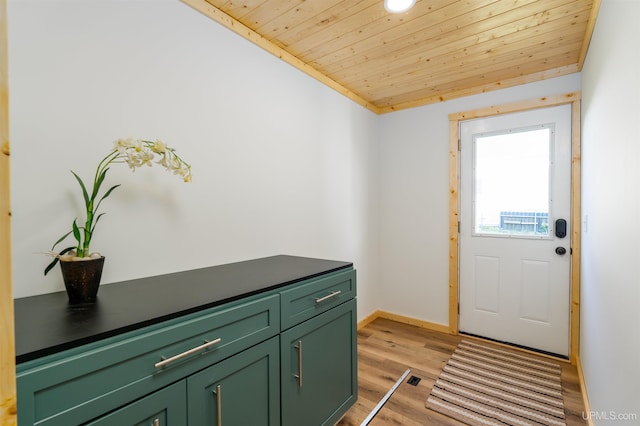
[{"xmin": 337, "ymin": 318, "xmax": 587, "ymax": 426}]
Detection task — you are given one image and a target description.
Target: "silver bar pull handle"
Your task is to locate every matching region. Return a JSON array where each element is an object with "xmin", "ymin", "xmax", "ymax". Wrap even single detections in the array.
[
  {"xmin": 293, "ymin": 340, "xmax": 303, "ymax": 387},
  {"xmin": 213, "ymin": 384, "xmax": 222, "ymax": 426},
  {"xmin": 155, "ymin": 338, "xmax": 222, "ymax": 368},
  {"xmin": 314, "ymin": 290, "xmax": 341, "ymax": 304},
  {"xmin": 153, "ymin": 419, "xmax": 160, "ymax": 426}
]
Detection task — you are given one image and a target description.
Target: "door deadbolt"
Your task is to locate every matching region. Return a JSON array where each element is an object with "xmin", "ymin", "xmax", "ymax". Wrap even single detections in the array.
[{"xmin": 555, "ymin": 219, "xmax": 567, "ymax": 238}]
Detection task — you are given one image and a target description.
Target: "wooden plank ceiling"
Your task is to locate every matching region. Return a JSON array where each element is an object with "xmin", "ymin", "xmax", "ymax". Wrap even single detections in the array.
[{"xmin": 182, "ymin": 0, "xmax": 599, "ymax": 114}]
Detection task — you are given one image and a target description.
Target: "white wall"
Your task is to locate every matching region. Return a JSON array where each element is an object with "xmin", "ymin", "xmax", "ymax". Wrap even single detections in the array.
[
  {"xmin": 377, "ymin": 74, "xmax": 581, "ymax": 326},
  {"xmin": 580, "ymin": 0, "xmax": 640, "ymax": 422},
  {"xmin": 8, "ymin": 0, "xmax": 380, "ymax": 321}
]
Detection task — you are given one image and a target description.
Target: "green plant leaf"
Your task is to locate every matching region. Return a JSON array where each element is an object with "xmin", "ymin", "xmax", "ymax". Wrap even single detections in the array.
[
  {"xmin": 71, "ymin": 170, "xmax": 90, "ymax": 207},
  {"xmin": 92, "ymin": 167, "xmax": 109, "ymax": 201},
  {"xmin": 43, "ymin": 246, "xmax": 75, "ymax": 275},
  {"xmin": 91, "ymin": 212, "xmax": 106, "ymax": 233},
  {"xmin": 72, "ymin": 220, "xmax": 82, "ymax": 246},
  {"xmin": 101, "ymin": 183, "xmax": 121, "ymax": 201},
  {"xmin": 50, "ymin": 230, "xmax": 74, "ymax": 250},
  {"xmin": 43, "ymin": 258, "xmax": 58, "ymax": 276},
  {"xmin": 94, "ymin": 184, "xmax": 121, "ymax": 213}
]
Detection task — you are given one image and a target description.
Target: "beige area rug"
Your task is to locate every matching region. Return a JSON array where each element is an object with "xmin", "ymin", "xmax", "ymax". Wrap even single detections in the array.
[{"xmin": 426, "ymin": 339, "xmax": 566, "ymax": 426}]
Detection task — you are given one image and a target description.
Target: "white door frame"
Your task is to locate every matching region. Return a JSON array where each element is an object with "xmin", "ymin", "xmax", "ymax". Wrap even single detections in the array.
[{"xmin": 448, "ymin": 92, "xmax": 582, "ymax": 364}]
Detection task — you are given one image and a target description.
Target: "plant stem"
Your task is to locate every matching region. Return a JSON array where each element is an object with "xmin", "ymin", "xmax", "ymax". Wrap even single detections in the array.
[{"xmin": 79, "ymin": 150, "xmax": 119, "ymax": 257}]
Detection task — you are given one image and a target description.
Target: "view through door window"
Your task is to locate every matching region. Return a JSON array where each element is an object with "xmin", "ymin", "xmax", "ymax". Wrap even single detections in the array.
[{"xmin": 473, "ymin": 125, "xmax": 553, "ymax": 238}]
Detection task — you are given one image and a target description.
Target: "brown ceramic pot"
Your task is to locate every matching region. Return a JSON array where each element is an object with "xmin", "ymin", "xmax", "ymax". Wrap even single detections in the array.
[{"xmin": 60, "ymin": 256, "xmax": 105, "ymax": 304}]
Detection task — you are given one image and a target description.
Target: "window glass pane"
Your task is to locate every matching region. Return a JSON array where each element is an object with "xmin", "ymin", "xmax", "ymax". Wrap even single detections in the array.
[{"xmin": 473, "ymin": 126, "xmax": 551, "ymax": 237}]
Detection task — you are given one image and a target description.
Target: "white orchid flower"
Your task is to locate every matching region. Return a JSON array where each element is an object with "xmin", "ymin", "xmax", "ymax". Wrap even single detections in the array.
[{"xmin": 152, "ymin": 140, "xmax": 168, "ymax": 154}]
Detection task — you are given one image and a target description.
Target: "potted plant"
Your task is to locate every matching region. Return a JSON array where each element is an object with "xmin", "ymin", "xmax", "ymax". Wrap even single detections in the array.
[{"xmin": 44, "ymin": 138, "xmax": 192, "ymax": 303}]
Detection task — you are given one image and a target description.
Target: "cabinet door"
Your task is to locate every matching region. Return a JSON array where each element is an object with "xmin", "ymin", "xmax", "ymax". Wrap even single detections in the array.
[
  {"xmin": 187, "ymin": 336, "xmax": 280, "ymax": 426},
  {"xmin": 281, "ymin": 299, "xmax": 357, "ymax": 426},
  {"xmin": 84, "ymin": 381, "xmax": 186, "ymax": 426}
]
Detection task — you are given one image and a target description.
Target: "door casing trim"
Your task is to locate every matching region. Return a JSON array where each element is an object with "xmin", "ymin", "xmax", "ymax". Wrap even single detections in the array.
[{"xmin": 448, "ymin": 92, "xmax": 581, "ymax": 364}]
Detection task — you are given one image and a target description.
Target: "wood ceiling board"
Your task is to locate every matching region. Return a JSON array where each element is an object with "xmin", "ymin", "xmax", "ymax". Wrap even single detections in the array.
[
  {"xmin": 332, "ymin": 7, "xmax": 590, "ymax": 89},
  {"xmin": 185, "ymin": 0, "xmax": 599, "ymax": 113},
  {"xmin": 318, "ymin": 0, "xmax": 584, "ymax": 77},
  {"xmin": 345, "ymin": 23, "xmax": 588, "ymax": 94},
  {"xmin": 366, "ymin": 40, "xmax": 584, "ymax": 105},
  {"xmin": 378, "ymin": 64, "xmax": 579, "ymax": 113},
  {"xmin": 304, "ymin": 0, "xmax": 506, "ymax": 63},
  {"xmin": 266, "ymin": 0, "xmax": 377, "ymax": 48}
]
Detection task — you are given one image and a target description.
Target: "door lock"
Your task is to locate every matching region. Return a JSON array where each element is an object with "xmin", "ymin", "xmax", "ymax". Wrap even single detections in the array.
[
  {"xmin": 555, "ymin": 247, "xmax": 567, "ymax": 255},
  {"xmin": 555, "ymin": 219, "xmax": 567, "ymax": 238}
]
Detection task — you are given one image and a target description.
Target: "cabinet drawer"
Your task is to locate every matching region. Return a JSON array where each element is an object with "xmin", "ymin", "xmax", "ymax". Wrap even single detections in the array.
[
  {"xmin": 17, "ymin": 295, "xmax": 279, "ymax": 426},
  {"xmin": 84, "ymin": 380, "xmax": 187, "ymax": 425},
  {"xmin": 280, "ymin": 269, "xmax": 355, "ymax": 330}
]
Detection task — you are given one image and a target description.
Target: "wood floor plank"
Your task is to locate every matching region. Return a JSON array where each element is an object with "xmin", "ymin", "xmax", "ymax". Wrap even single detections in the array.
[{"xmin": 338, "ymin": 318, "xmax": 587, "ymax": 426}]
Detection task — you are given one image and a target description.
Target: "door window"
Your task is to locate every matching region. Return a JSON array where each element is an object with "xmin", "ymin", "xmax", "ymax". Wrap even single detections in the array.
[{"xmin": 473, "ymin": 125, "xmax": 553, "ymax": 238}]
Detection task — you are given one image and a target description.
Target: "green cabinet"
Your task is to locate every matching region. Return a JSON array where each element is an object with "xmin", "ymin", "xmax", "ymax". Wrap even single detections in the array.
[
  {"xmin": 281, "ymin": 299, "xmax": 358, "ymax": 426},
  {"xmin": 16, "ymin": 259, "xmax": 356, "ymax": 426}
]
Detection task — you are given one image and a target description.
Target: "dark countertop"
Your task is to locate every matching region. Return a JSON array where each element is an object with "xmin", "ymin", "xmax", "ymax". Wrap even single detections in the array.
[{"xmin": 14, "ymin": 255, "xmax": 352, "ymax": 364}]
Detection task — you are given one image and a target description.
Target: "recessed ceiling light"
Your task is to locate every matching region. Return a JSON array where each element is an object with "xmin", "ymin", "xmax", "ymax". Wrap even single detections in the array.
[{"xmin": 384, "ymin": 0, "xmax": 416, "ymax": 14}]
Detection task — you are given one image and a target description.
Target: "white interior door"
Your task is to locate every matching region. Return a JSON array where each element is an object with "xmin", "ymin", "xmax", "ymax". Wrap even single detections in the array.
[{"xmin": 459, "ymin": 104, "xmax": 572, "ymax": 357}]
